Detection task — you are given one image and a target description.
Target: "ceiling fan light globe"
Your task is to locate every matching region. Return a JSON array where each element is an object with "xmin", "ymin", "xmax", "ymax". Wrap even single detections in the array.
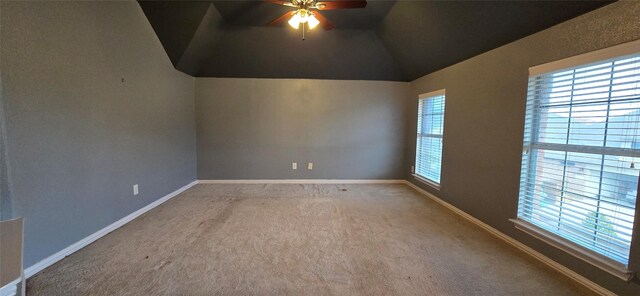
[
  {"xmin": 297, "ymin": 9, "xmax": 309, "ymax": 23},
  {"xmin": 288, "ymin": 14, "xmax": 300, "ymax": 29},
  {"xmin": 307, "ymin": 14, "xmax": 320, "ymax": 30}
]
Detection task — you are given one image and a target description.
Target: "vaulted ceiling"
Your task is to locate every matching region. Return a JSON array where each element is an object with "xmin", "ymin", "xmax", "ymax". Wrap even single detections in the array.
[{"xmin": 139, "ymin": 0, "xmax": 613, "ymax": 82}]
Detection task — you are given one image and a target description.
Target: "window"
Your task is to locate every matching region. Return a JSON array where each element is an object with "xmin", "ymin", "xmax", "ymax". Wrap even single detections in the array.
[
  {"xmin": 514, "ymin": 41, "xmax": 640, "ymax": 280},
  {"xmin": 415, "ymin": 90, "xmax": 446, "ymax": 187}
]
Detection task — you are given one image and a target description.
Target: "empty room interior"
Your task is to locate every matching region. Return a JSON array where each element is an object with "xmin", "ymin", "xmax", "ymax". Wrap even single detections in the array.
[{"xmin": 2, "ymin": 0, "xmax": 640, "ymax": 295}]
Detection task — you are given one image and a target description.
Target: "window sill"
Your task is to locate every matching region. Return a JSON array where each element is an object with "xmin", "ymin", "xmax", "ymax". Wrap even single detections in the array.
[
  {"xmin": 412, "ymin": 174, "xmax": 441, "ymax": 190},
  {"xmin": 510, "ymin": 218, "xmax": 634, "ymax": 281}
]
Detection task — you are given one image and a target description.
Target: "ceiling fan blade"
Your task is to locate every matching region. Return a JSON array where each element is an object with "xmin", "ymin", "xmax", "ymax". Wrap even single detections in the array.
[
  {"xmin": 263, "ymin": 0, "xmax": 297, "ymax": 8},
  {"xmin": 267, "ymin": 11, "xmax": 295, "ymax": 26},
  {"xmin": 312, "ymin": 11, "xmax": 335, "ymax": 30},
  {"xmin": 316, "ymin": 0, "xmax": 367, "ymax": 10}
]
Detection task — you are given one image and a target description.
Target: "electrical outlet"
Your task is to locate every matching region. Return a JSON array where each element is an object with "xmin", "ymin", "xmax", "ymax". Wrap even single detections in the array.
[
  {"xmin": 133, "ymin": 184, "xmax": 139, "ymax": 196},
  {"xmin": 411, "ymin": 166, "xmax": 415, "ymax": 173},
  {"xmin": 308, "ymin": 162, "xmax": 313, "ymax": 170},
  {"xmin": 292, "ymin": 162, "xmax": 297, "ymax": 170}
]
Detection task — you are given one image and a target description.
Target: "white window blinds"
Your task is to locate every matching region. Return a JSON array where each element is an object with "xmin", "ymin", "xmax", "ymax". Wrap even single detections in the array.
[
  {"xmin": 517, "ymin": 46, "xmax": 640, "ymax": 274},
  {"xmin": 415, "ymin": 90, "xmax": 446, "ymax": 185}
]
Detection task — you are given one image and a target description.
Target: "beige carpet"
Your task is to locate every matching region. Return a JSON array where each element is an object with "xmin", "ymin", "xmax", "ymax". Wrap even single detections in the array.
[{"xmin": 28, "ymin": 184, "xmax": 595, "ymax": 295}]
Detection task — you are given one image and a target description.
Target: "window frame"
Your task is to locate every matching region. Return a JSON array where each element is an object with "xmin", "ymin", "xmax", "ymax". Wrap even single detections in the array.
[
  {"xmin": 512, "ymin": 39, "xmax": 640, "ymax": 281},
  {"xmin": 413, "ymin": 89, "xmax": 446, "ymax": 189}
]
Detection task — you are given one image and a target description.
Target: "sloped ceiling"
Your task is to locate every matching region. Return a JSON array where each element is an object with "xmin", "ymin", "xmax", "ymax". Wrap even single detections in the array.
[{"xmin": 139, "ymin": 0, "xmax": 613, "ymax": 82}]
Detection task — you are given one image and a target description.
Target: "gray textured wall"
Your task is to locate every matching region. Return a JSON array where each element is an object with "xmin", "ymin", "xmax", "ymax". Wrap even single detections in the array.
[
  {"xmin": 0, "ymin": 0, "xmax": 9, "ymax": 222},
  {"xmin": 196, "ymin": 78, "xmax": 408, "ymax": 180},
  {"xmin": 404, "ymin": 2, "xmax": 640, "ymax": 295},
  {"xmin": 1, "ymin": 1, "xmax": 197, "ymax": 267}
]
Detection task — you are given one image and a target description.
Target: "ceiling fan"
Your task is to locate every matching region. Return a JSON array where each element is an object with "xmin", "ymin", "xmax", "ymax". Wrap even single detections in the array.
[{"xmin": 265, "ymin": 0, "xmax": 367, "ymax": 38}]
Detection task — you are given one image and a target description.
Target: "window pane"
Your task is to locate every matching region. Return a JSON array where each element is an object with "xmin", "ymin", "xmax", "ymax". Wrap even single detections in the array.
[
  {"xmin": 518, "ymin": 52, "xmax": 640, "ymax": 266},
  {"xmin": 416, "ymin": 93, "xmax": 446, "ymax": 185}
]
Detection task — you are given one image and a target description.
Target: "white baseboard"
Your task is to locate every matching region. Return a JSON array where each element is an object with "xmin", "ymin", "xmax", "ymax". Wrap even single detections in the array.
[
  {"xmin": 197, "ymin": 179, "xmax": 406, "ymax": 184},
  {"xmin": 0, "ymin": 279, "xmax": 19, "ymax": 296},
  {"xmin": 24, "ymin": 181, "xmax": 198, "ymax": 279},
  {"xmin": 403, "ymin": 181, "xmax": 615, "ymax": 296}
]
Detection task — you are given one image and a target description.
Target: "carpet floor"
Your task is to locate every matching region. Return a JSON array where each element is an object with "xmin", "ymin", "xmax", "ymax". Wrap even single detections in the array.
[{"xmin": 28, "ymin": 184, "xmax": 595, "ymax": 295}]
